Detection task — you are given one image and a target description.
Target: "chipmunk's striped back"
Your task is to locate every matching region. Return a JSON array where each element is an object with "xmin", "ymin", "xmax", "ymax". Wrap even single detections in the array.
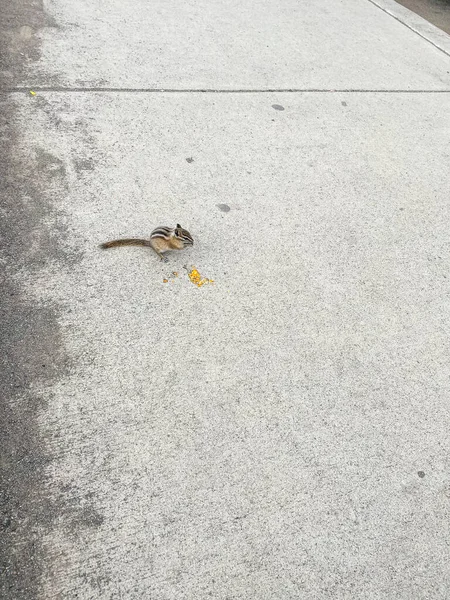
[{"xmin": 150, "ymin": 226, "xmax": 174, "ymax": 241}]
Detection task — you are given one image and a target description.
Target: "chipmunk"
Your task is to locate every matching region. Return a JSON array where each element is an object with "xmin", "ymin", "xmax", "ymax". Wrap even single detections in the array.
[{"xmin": 100, "ymin": 224, "xmax": 193, "ymax": 262}]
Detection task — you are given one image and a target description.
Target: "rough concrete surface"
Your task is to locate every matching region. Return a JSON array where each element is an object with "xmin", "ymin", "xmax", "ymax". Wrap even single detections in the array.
[
  {"xmin": 1, "ymin": 0, "xmax": 450, "ymax": 599},
  {"xmin": 5, "ymin": 0, "xmax": 450, "ymax": 89}
]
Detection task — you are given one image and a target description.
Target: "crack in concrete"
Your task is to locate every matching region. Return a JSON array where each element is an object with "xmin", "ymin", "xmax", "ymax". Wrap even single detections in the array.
[{"xmin": 1, "ymin": 88, "xmax": 450, "ymax": 93}]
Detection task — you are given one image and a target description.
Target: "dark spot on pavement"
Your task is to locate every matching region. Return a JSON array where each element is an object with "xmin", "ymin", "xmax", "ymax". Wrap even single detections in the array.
[
  {"xmin": 272, "ymin": 104, "xmax": 285, "ymax": 111},
  {"xmin": 418, "ymin": 471, "xmax": 425, "ymax": 478},
  {"xmin": 217, "ymin": 203, "xmax": 231, "ymax": 213},
  {"xmin": 341, "ymin": 101, "xmax": 347, "ymax": 106},
  {"xmin": 186, "ymin": 157, "xmax": 194, "ymax": 163},
  {"xmin": 74, "ymin": 158, "xmax": 95, "ymax": 172},
  {"xmin": 78, "ymin": 505, "xmax": 104, "ymax": 529},
  {"xmin": 36, "ymin": 149, "xmax": 66, "ymax": 178}
]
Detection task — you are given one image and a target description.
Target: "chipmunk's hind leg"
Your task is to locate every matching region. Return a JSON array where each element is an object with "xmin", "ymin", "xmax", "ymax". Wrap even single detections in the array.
[
  {"xmin": 150, "ymin": 237, "xmax": 170, "ymax": 262},
  {"xmin": 151, "ymin": 247, "xmax": 169, "ymax": 262}
]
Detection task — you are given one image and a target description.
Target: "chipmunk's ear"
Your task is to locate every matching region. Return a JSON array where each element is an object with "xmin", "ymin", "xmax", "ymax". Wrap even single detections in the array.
[{"xmin": 176, "ymin": 224, "xmax": 181, "ymax": 229}]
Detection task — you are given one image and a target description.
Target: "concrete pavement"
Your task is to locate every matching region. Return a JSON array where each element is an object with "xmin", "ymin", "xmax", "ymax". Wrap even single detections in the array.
[{"xmin": 1, "ymin": 1, "xmax": 450, "ymax": 599}]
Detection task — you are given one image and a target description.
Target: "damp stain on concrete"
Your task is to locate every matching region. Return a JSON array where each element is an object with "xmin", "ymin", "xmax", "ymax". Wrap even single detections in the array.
[{"xmin": 0, "ymin": 2, "xmax": 82, "ymax": 594}]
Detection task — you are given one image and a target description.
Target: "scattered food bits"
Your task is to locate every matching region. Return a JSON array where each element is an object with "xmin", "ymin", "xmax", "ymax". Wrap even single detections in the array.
[
  {"xmin": 163, "ymin": 272, "xmax": 179, "ymax": 284},
  {"xmin": 187, "ymin": 267, "xmax": 214, "ymax": 288},
  {"xmin": 29, "ymin": 90, "xmax": 36, "ymax": 96},
  {"xmin": 164, "ymin": 268, "xmax": 214, "ymax": 287}
]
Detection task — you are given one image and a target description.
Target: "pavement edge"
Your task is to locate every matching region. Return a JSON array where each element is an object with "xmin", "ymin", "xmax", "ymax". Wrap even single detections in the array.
[{"xmin": 368, "ymin": 0, "xmax": 450, "ymax": 57}]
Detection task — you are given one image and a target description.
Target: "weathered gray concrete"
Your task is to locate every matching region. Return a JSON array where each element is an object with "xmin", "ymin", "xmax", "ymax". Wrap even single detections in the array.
[
  {"xmin": 1, "ymin": 1, "xmax": 450, "ymax": 599},
  {"xmin": 4, "ymin": 0, "xmax": 450, "ymax": 89}
]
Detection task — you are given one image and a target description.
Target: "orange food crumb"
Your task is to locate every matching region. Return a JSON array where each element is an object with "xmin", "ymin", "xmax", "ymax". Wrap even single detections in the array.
[
  {"xmin": 163, "ymin": 279, "xmax": 168, "ymax": 283},
  {"xmin": 187, "ymin": 267, "xmax": 214, "ymax": 288}
]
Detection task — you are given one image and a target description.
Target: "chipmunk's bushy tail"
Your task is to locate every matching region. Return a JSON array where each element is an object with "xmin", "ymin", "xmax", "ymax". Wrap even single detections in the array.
[{"xmin": 100, "ymin": 239, "xmax": 152, "ymax": 249}]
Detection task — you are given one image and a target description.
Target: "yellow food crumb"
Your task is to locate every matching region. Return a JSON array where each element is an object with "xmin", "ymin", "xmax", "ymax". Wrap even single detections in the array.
[
  {"xmin": 172, "ymin": 272, "xmax": 178, "ymax": 277},
  {"xmin": 163, "ymin": 278, "xmax": 168, "ymax": 283},
  {"xmin": 29, "ymin": 90, "xmax": 36, "ymax": 96},
  {"xmin": 187, "ymin": 267, "xmax": 214, "ymax": 288}
]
